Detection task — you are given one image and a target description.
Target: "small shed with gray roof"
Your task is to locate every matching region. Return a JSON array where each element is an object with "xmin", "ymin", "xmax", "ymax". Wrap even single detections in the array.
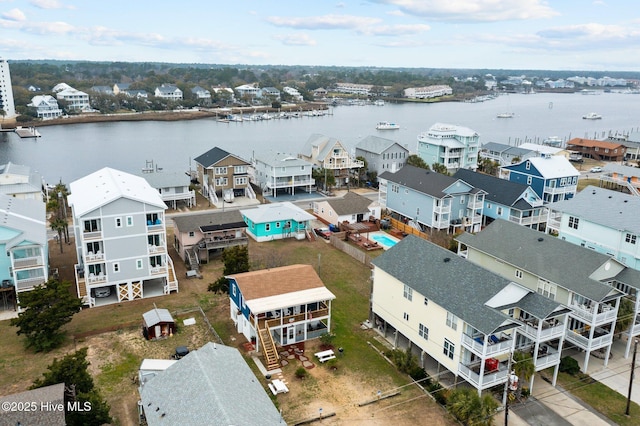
[
  {"xmin": 313, "ymin": 191, "xmax": 380, "ymax": 225},
  {"xmin": 142, "ymin": 307, "xmax": 176, "ymax": 340}
]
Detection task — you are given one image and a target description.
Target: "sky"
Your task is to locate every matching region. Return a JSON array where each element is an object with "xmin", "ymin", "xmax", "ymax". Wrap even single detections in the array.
[{"xmin": 0, "ymin": 0, "xmax": 639, "ymax": 71}]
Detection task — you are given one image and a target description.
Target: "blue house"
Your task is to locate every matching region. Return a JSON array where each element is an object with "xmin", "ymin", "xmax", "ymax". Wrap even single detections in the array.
[
  {"xmin": 241, "ymin": 202, "xmax": 315, "ymax": 242},
  {"xmin": 379, "ymin": 165, "xmax": 486, "ymax": 233},
  {"xmin": 499, "ymin": 154, "xmax": 579, "ymax": 203},
  {"xmin": 453, "ymin": 169, "xmax": 547, "ymax": 231},
  {"xmin": 228, "ymin": 264, "xmax": 336, "ymax": 370},
  {"xmin": 0, "ymin": 194, "xmax": 48, "ymax": 315}
]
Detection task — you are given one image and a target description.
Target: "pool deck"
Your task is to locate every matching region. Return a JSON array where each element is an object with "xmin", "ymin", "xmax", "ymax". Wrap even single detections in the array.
[
  {"xmin": 348, "ymin": 230, "xmax": 400, "ymax": 251},
  {"xmin": 368, "ymin": 231, "xmax": 401, "ymax": 250}
]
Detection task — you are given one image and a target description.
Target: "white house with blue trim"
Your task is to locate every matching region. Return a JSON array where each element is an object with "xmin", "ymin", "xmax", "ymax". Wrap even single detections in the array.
[
  {"xmin": 241, "ymin": 202, "xmax": 315, "ymax": 242},
  {"xmin": 499, "ymin": 154, "xmax": 579, "ymax": 203},
  {"xmin": 416, "ymin": 123, "xmax": 480, "ymax": 173}
]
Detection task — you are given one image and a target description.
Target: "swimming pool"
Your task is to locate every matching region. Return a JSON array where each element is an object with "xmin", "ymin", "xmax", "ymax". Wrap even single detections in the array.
[{"xmin": 370, "ymin": 233, "xmax": 398, "ymax": 249}]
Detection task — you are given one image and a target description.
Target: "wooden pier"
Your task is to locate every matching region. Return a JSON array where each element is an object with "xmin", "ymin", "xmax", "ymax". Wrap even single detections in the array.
[{"xmin": 14, "ymin": 126, "xmax": 41, "ymax": 138}]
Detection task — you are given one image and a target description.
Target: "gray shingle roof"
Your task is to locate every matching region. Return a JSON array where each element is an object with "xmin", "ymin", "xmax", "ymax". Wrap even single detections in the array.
[
  {"xmin": 456, "ymin": 220, "xmax": 622, "ymax": 301},
  {"xmin": 140, "ymin": 342, "xmax": 284, "ymax": 426},
  {"xmin": 453, "ymin": 169, "xmax": 535, "ymax": 208},
  {"xmin": 372, "ymin": 235, "xmax": 521, "ymax": 334},
  {"xmin": 142, "ymin": 308, "xmax": 174, "ymax": 327},
  {"xmin": 172, "ymin": 210, "xmax": 246, "ymax": 233},
  {"xmin": 379, "ymin": 165, "xmax": 481, "ymax": 198},
  {"xmin": 327, "ymin": 192, "xmax": 373, "ymax": 215},
  {"xmin": 356, "ymin": 135, "xmax": 406, "ymax": 154},
  {"xmin": 193, "ymin": 147, "xmax": 249, "ymax": 168},
  {"xmin": 141, "ymin": 172, "xmax": 190, "ymax": 189},
  {"xmin": 0, "ymin": 383, "xmax": 66, "ymax": 426},
  {"xmin": 547, "ymin": 185, "xmax": 640, "ymax": 234}
]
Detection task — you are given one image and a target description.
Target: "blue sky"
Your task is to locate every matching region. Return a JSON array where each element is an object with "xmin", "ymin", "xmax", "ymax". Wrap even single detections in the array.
[{"xmin": 0, "ymin": 0, "xmax": 638, "ymax": 71}]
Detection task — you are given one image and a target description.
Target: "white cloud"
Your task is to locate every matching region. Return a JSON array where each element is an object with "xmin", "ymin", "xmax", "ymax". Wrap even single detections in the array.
[
  {"xmin": 266, "ymin": 14, "xmax": 381, "ymax": 30},
  {"xmin": 359, "ymin": 23, "xmax": 430, "ymax": 36},
  {"xmin": 368, "ymin": 0, "xmax": 559, "ymax": 22},
  {"xmin": 2, "ymin": 8, "xmax": 26, "ymax": 21},
  {"xmin": 273, "ymin": 33, "xmax": 317, "ymax": 46},
  {"xmin": 30, "ymin": 0, "xmax": 75, "ymax": 9}
]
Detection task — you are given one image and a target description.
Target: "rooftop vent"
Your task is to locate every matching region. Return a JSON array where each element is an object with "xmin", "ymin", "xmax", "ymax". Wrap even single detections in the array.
[
  {"xmin": 443, "ymin": 257, "xmax": 451, "ymax": 263},
  {"xmin": 537, "ymin": 237, "xmax": 544, "ymax": 242}
]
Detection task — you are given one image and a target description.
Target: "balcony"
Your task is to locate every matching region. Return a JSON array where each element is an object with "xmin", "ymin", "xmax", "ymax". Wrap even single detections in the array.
[
  {"xmin": 458, "ymin": 362, "xmax": 508, "ymax": 390},
  {"xmin": 83, "ymin": 230, "xmax": 102, "ymax": 240},
  {"xmin": 147, "ymin": 221, "xmax": 164, "ymax": 233},
  {"xmin": 85, "ymin": 252, "xmax": 105, "ymax": 263},
  {"xmin": 544, "ymin": 184, "xmax": 577, "ymax": 196},
  {"xmin": 519, "ymin": 320, "xmax": 565, "ymax": 342},
  {"xmin": 570, "ymin": 303, "xmax": 617, "ymax": 326},
  {"xmin": 259, "ymin": 306, "xmax": 329, "ymax": 331},
  {"xmin": 16, "ymin": 276, "xmax": 46, "ymax": 292},
  {"xmin": 12, "ymin": 256, "xmax": 44, "ymax": 270},
  {"xmin": 565, "ymin": 327, "xmax": 613, "ymax": 350},
  {"xmin": 434, "ymin": 202, "xmax": 451, "ymax": 214},
  {"xmin": 198, "ymin": 236, "xmax": 248, "ymax": 251},
  {"xmin": 148, "ymin": 245, "xmax": 166, "ymax": 254},
  {"xmin": 150, "ymin": 265, "xmax": 167, "ymax": 275},
  {"xmin": 267, "ymin": 178, "xmax": 315, "ymax": 189},
  {"xmin": 534, "ymin": 349, "xmax": 561, "ymax": 371},
  {"xmin": 87, "ymin": 273, "xmax": 107, "ymax": 284},
  {"xmin": 461, "ymin": 333, "xmax": 513, "ymax": 357},
  {"xmin": 509, "ymin": 211, "xmax": 549, "ymax": 226}
]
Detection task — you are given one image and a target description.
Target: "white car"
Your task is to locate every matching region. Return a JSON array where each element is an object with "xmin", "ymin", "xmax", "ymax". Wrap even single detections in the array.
[
  {"xmin": 94, "ymin": 287, "xmax": 111, "ymax": 298},
  {"xmin": 590, "ymin": 166, "xmax": 603, "ymax": 173}
]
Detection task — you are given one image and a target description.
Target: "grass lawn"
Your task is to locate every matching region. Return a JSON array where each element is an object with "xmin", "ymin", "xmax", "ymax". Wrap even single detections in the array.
[{"xmin": 555, "ymin": 371, "xmax": 640, "ymax": 426}]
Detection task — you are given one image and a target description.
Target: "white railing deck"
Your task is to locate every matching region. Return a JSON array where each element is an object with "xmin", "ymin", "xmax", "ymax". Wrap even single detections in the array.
[
  {"xmin": 570, "ymin": 303, "xmax": 617, "ymax": 325},
  {"xmin": 520, "ymin": 322, "xmax": 565, "ymax": 342},
  {"xmin": 461, "ymin": 333, "xmax": 513, "ymax": 357},
  {"xmin": 13, "ymin": 257, "xmax": 43, "ymax": 269},
  {"xmin": 458, "ymin": 363, "xmax": 508, "ymax": 389}
]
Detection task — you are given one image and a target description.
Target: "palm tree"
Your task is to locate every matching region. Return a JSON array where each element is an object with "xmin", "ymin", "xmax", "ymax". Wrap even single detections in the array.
[
  {"xmin": 447, "ymin": 386, "xmax": 498, "ymax": 425},
  {"xmin": 50, "ymin": 216, "xmax": 66, "ymax": 253},
  {"xmin": 512, "ymin": 350, "xmax": 535, "ymax": 398}
]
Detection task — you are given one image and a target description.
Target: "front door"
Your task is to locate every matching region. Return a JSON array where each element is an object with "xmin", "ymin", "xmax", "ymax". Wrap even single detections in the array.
[{"xmin": 287, "ymin": 325, "xmax": 295, "ymax": 344}]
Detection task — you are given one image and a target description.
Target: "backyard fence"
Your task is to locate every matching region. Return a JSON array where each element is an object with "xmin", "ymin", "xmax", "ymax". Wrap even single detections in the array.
[{"xmin": 329, "ymin": 232, "xmax": 374, "ymax": 268}]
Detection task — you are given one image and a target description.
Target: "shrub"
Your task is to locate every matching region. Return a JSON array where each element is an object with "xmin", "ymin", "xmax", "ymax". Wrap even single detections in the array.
[
  {"xmin": 559, "ymin": 356, "xmax": 580, "ymax": 375},
  {"xmin": 295, "ymin": 367, "xmax": 308, "ymax": 379},
  {"xmin": 319, "ymin": 332, "xmax": 335, "ymax": 347}
]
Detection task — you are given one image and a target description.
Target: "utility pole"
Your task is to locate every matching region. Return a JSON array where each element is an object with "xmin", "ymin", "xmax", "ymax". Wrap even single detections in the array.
[
  {"xmin": 502, "ymin": 354, "xmax": 515, "ymax": 426},
  {"xmin": 626, "ymin": 339, "xmax": 638, "ymax": 416}
]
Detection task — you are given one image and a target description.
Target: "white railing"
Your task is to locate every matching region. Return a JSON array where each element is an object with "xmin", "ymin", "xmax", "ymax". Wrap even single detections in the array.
[
  {"xmin": 458, "ymin": 363, "xmax": 508, "ymax": 389},
  {"xmin": 87, "ymin": 274, "xmax": 107, "ymax": 284},
  {"xmin": 148, "ymin": 245, "xmax": 166, "ymax": 254},
  {"xmin": 161, "ymin": 190, "xmax": 196, "ymax": 202},
  {"xmin": 83, "ymin": 230, "xmax": 102, "ymax": 240},
  {"xmin": 509, "ymin": 212, "xmax": 549, "ymax": 226},
  {"xmin": 434, "ymin": 203, "xmax": 451, "ymax": 214},
  {"xmin": 150, "ymin": 266, "xmax": 167, "ymax": 275},
  {"xmin": 85, "ymin": 252, "xmax": 105, "ymax": 263},
  {"xmin": 570, "ymin": 303, "xmax": 617, "ymax": 325},
  {"xmin": 535, "ymin": 351, "xmax": 561, "ymax": 370},
  {"xmin": 268, "ymin": 178, "xmax": 315, "ymax": 189},
  {"xmin": 246, "ymin": 183, "xmax": 256, "ymax": 200},
  {"xmin": 461, "ymin": 333, "xmax": 512, "ymax": 357},
  {"xmin": 521, "ymin": 322, "xmax": 565, "ymax": 341},
  {"xmin": 544, "ymin": 184, "xmax": 577, "ymax": 195},
  {"xmin": 13, "ymin": 257, "xmax": 43, "ymax": 269},
  {"xmin": 16, "ymin": 276, "xmax": 46, "ymax": 291},
  {"xmin": 208, "ymin": 185, "xmax": 218, "ymax": 204},
  {"xmin": 566, "ymin": 329, "xmax": 613, "ymax": 350}
]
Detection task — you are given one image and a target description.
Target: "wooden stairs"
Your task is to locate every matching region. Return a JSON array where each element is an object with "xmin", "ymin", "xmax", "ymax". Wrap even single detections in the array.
[{"xmin": 258, "ymin": 328, "xmax": 280, "ymax": 370}]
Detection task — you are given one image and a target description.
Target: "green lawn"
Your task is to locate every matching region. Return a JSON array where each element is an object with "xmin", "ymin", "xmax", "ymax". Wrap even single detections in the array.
[{"xmin": 556, "ymin": 372, "xmax": 640, "ymax": 426}]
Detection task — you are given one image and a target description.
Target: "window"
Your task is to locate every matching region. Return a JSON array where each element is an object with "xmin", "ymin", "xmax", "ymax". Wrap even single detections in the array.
[
  {"xmin": 568, "ymin": 216, "xmax": 579, "ymax": 229},
  {"xmin": 188, "ymin": 231, "xmax": 195, "ymax": 237},
  {"xmin": 113, "ymin": 262, "xmax": 120, "ymax": 273},
  {"xmin": 460, "ymin": 195, "xmax": 466, "ymax": 204},
  {"xmin": 424, "ymin": 297, "xmax": 429, "ymax": 306},
  {"xmin": 215, "ymin": 177, "xmax": 228, "ymax": 186},
  {"xmin": 625, "ymin": 233, "xmax": 637, "ymax": 245},
  {"xmin": 419, "ymin": 324, "xmax": 429, "ymax": 340},
  {"xmin": 115, "ymin": 217, "xmax": 122, "ymax": 228},
  {"xmin": 496, "ymin": 207, "xmax": 503, "ymax": 215},
  {"xmin": 527, "ymin": 176, "xmax": 532, "ymax": 185},
  {"xmin": 136, "ymin": 259, "xmax": 143, "ymax": 269},
  {"xmin": 444, "ymin": 339, "xmax": 455, "ymax": 359},
  {"xmin": 126, "ymin": 216, "xmax": 133, "ymax": 227},
  {"xmin": 265, "ymin": 223, "xmax": 271, "ymax": 232},
  {"xmin": 537, "ymin": 279, "xmax": 557, "ymax": 300},
  {"xmin": 234, "ymin": 165, "xmax": 246, "ymax": 174},
  {"xmin": 276, "ymin": 222, "xmax": 281, "ymax": 228},
  {"xmin": 403, "ymin": 312, "xmax": 410, "ymax": 321},
  {"xmin": 525, "ymin": 161, "xmax": 531, "ymax": 170},
  {"xmin": 446, "ymin": 312, "xmax": 458, "ymax": 330},
  {"xmin": 232, "ymin": 283, "xmax": 236, "ymax": 296},
  {"xmin": 235, "ymin": 177, "xmax": 247, "ymax": 185},
  {"xmin": 215, "ymin": 167, "xmax": 228, "ymax": 175},
  {"xmin": 560, "ymin": 178, "xmax": 567, "ymax": 186},
  {"xmin": 515, "ymin": 269, "xmax": 523, "ymax": 279},
  {"xmin": 403, "ymin": 284, "xmax": 413, "ymax": 301}
]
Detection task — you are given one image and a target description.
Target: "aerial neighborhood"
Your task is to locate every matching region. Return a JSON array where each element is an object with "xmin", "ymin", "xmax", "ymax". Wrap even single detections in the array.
[{"xmin": 2, "ymin": 57, "xmax": 640, "ymax": 425}]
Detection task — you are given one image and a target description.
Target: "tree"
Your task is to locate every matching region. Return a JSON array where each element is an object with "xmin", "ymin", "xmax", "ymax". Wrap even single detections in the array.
[
  {"xmin": 208, "ymin": 246, "xmax": 250, "ymax": 293},
  {"xmin": 355, "ymin": 156, "xmax": 368, "ymax": 186},
  {"xmin": 447, "ymin": 386, "xmax": 498, "ymax": 425},
  {"xmin": 406, "ymin": 154, "xmax": 430, "ymax": 170},
  {"xmin": 10, "ymin": 279, "xmax": 82, "ymax": 352},
  {"xmin": 512, "ymin": 350, "xmax": 535, "ymax": 398},
  {"xmin": 615, "ymin": 297, "xmax": 635, "ymax": 335},
  {"xmin": 312, "ymin": 167, "xmax": 335, "ymax": 191},
  {"xmin": 431, "ymin": 162, "xmax": 449, "ymax": 175},
  {"xmin": 31, "ymin": 348, "xmax": 112, "ymax": 426}
]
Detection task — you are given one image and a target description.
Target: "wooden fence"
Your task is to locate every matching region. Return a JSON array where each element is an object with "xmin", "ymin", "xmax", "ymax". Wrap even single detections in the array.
[
  {"xmin": 388, "ymin": 217, "xmax": 430, "ymax": 241},
  {"xmin": 329, "ymin": 232, "xmax": 373, "ymax": 268}
]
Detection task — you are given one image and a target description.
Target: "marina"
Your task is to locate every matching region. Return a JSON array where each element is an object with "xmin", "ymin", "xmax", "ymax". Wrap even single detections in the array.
[{"xmin": 0, "ymin": 91, "xmax": 638, "ymax": 184}]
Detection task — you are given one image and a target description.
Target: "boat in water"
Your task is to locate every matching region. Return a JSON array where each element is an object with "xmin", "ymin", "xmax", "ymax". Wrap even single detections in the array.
[
  {"xmin": 496, "ymin": 112, "xmax": 515, "ymax": 118},
  {"xmin": 376, "ymin": 121, "xmax": 400, "ymax": 130},
  {"xmin": 582, "ymin": 112, "xmax": 602, "ymax": 120}
]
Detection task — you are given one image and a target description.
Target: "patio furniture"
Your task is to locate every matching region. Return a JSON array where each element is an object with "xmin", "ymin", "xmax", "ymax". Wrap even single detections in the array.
[{"xmin": 315, "ymin": 349, "xmax": 336, "ymax": 363}]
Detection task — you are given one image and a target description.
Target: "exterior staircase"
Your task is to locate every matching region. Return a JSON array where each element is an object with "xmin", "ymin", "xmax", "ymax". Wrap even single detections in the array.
[
  {"xmin": 246, "ymin": 183, "xmax": 257, "ymax": 200},
  {"xmin": 208, "ymin": 184, "xmax": 219, "ymax": 204},
  {"xmin": 258, "ymin": 328, "xmax": 280, "ymax": 370}
]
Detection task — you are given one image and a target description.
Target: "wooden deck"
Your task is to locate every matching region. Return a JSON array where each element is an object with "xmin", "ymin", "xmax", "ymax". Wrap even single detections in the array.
[{"xmin": 347, "ymin": 232, "xmax": 383, "ymax": 251}]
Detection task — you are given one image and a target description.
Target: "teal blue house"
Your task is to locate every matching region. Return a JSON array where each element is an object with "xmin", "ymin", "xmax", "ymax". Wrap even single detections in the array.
[{"xmin": 241, "ymin": 202, "xmax": 315, "ymax": 242}]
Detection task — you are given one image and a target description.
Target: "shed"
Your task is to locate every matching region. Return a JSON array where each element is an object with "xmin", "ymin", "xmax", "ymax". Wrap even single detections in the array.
[{"xmin": 143, "ymin": 308, "xmax": 176, "ymax": 340}]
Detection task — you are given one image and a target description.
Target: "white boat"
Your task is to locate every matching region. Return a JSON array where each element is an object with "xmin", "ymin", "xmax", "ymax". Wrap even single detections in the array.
[
  {"xmin": 496, "ymin": 112, "xmax": 515, "ymax": 118},
  {"xmin": 374, "ymin": 99, "xmax": 385, "ymax": 106},
  {"xmin": 376, "ymin": 121, "xmax": 400, "ymax": 130},
  {"xmin": 582, "ymin": 112, "xmax": 602, "ymax": 120}
]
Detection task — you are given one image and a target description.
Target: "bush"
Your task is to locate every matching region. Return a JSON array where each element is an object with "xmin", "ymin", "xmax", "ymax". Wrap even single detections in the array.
[
  {"xmin": 319, "ymin": 332, "xmax": 335, "ymax": 347},
  {"xmin": 559, "ymin": 356, "xmax": 580, "ymax": 375},
  {"xmin": 295, "ymin": 367, "xmax": 308, "ymax": 379}
]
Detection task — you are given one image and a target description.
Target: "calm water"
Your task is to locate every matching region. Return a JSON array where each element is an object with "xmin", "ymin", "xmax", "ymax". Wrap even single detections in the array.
[{"xmin": 2, "ymin": 92, "xmax": 639, "ymax": 183}]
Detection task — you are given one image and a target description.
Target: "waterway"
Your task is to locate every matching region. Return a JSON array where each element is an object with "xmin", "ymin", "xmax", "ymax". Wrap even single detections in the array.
[{"xmin": 1, "ymin": 92, "xmax": 639, "ymax": 184}]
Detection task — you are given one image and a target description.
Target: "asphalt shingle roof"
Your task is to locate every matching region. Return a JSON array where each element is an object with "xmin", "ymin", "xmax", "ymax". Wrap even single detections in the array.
[
  {"xmin": 327, "ymin": 192, "xmax": 373, "ymax": 215},
  {"xmin": 456, "ymin": 220, "xmax": 622, "ymax": 301},
  {"xmin": 193, "ymin": 147, "xmax": 249, "ymax": 168},
  {"xmin": 453, "ymin": 169, "xmax": 535, "ymax": 208},
  {"xmin": 379, "ymin": 165, "xmax": 481, "ymax": 198},
  {"xmin": 172, "ymin": 210, "xmax": 246, "ymax": 233}
]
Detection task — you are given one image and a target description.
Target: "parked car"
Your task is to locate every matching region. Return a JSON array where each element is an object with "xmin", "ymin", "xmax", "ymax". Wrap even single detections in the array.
[
  {"xmin": 94, "ymin": 287, "xmax": 111, "ymax": 298},
  {"xmin": 590, "ymin": 166, "xmax": 603, "ymax": 173}
]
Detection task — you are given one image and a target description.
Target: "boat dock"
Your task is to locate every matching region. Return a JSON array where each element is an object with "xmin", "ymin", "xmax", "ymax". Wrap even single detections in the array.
[{"xmin": 14, "ymin": 127, "xmax": 41, "ymax": 138}]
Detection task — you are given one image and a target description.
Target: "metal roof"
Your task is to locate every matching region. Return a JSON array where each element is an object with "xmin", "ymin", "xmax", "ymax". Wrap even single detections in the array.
[{"xmin": 142, "ymin": 308, "xmax": 174, "ymax": 327}]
